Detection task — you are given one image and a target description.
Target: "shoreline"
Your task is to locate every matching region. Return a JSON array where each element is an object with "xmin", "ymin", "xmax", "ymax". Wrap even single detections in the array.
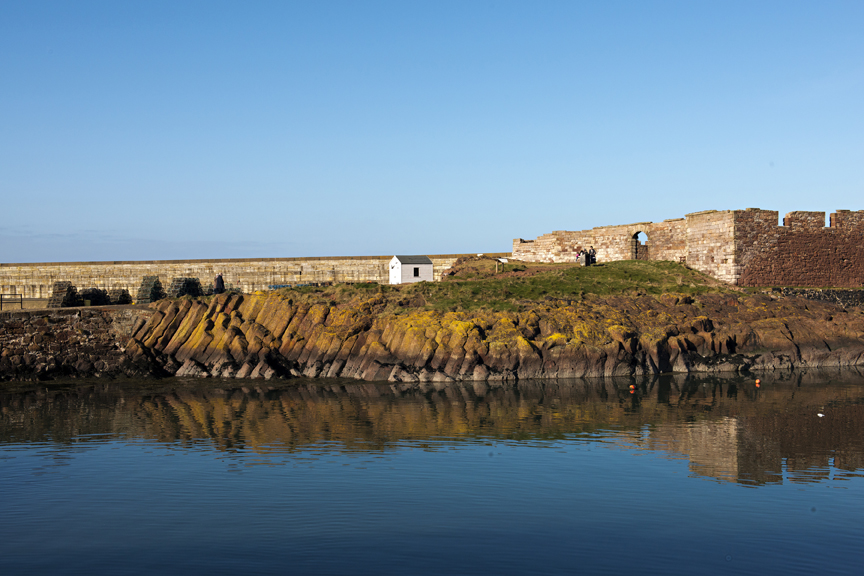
[{"xmin": 3, "ymin": 287, "xmax": 864, "ymax": 383}]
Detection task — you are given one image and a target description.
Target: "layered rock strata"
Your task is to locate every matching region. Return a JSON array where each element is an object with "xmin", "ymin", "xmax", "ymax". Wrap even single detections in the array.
[
  {"xmin": 4, "ymin": 291, "xmax": 864, "ymax": 382},
  {"xmin": 121, "ymin": 291, "xmax": 864, "ymax": 381}
]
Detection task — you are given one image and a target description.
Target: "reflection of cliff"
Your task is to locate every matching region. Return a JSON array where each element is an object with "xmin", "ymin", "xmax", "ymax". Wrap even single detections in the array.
[{"xmin": 3, "ymin": 371, "xmax": 864, "ymax": 485}]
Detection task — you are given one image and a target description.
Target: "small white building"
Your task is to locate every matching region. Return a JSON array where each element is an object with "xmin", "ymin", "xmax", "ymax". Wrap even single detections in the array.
[{"xmin": 389, "ymin": 255, "xmax": 434, "ymax": 285}]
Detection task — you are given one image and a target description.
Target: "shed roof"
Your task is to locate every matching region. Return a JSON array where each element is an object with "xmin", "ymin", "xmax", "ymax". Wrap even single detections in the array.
[{"xmin": 392, "ymin": 255, "xmax": 433, "ymax": 265}]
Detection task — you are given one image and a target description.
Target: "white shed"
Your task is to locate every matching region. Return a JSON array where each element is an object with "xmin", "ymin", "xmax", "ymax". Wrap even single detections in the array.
[{"xmin": 389, "ymin": 255, "xmax": 434, "ymax": 285}]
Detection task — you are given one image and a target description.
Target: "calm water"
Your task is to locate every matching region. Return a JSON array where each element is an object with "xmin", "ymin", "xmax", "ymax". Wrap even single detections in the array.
[{"xmin": 3, "ymin": 371, "xmax": 864, "ymax": 575}]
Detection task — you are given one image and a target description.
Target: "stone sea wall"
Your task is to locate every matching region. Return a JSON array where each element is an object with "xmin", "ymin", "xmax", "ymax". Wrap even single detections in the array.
[
  {"xmin": 5, "ymin": 288, "xmax": 864, "ymax": 382},
  {"xmin": 0, "ymin": 253, "xmax": 509, "ymax": 299}
]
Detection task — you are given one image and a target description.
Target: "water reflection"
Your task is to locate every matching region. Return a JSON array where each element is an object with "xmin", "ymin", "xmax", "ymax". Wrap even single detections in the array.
[{"xmin": 3, "ymin": 368, "xmax": 864, "ymax": 486}]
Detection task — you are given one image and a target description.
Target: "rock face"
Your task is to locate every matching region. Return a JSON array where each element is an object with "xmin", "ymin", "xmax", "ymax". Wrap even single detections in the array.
[
  {"xmin": 3, "ymin": 291, "xmax": 864, "ymax": 382},
  {"xmin": 119, "ymin": 291, "xmax": 864, "ymax": 381},
  {"xmin": 0, "ymin": 307, "xmax": 161, "ymax": 381}
]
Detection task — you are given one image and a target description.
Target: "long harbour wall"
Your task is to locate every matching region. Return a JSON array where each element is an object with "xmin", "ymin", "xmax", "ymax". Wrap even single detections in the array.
[{"xmin": 0, "ymin": 253, "xmax": 509, "ymax": 299}]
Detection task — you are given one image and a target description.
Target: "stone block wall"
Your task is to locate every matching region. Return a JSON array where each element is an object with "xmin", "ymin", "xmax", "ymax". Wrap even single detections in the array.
[
  {"xmin": 0, "ymin": 253, "xmax": 509, "ymax": 301},
  {"xmin": 643, "ymin": 218, "xmax": 688, "ymax": 262},
  {"xmin": 512, "ymin": 231, "xmax": 585, "ymax": 262},
  {"xmin": 684, "ymin": 210, "xmax": 737, "ymax": 283},
  {"xmin": 736, "ymin": 209, "xmax": 864, "ymax": 287},
  {"xmin": 513, "ymin": 218, "xmax": 687, "ymax": 265},
  {"xmin": 514, "ymin": 207, "xmax": 864, "ymax": 287}
]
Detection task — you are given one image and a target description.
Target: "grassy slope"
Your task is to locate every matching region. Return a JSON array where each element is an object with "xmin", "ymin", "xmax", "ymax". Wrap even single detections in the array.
[{"xmin": 278, "ymin": 259, "xmax": 736, "ymax": 313}]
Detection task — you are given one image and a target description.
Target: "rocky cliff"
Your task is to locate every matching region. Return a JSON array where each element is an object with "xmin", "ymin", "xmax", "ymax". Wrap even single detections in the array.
[
  {"xmin": 122, "ymin": 289, "xmax": 864, "ymax": 381},
  {"xmin": 0, "ymin": 307, "xmax": 156, "ymax": 381},
  {"xmin": 3, "ymin": 288, "xmax": 864, "ymax": 382}
]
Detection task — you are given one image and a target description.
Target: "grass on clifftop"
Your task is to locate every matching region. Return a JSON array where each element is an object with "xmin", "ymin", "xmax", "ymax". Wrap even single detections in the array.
[
  {"xmin": 412, "ymin": 259, "xmax": 732, "ymax": 312},
  {"xmin": 278, "ymin": 258, "xmax": 736, "ymax": 313}
]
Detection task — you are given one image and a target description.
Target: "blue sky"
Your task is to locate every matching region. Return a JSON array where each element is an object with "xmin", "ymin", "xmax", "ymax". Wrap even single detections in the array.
[{"xmin": 2, "ymin": 1, "xmax": 862, "ymax": 262}]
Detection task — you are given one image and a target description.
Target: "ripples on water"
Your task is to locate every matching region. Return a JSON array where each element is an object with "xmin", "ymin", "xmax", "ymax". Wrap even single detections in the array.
[{"xmin": 2, "ymin": 370, "xmax": 864, "ymax": 575}]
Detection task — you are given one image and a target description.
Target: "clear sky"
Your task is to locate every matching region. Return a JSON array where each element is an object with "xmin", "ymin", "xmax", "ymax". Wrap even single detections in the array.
[{"xmin": 2, "ymin": 1, "xmax": 862, "ymax": 263}]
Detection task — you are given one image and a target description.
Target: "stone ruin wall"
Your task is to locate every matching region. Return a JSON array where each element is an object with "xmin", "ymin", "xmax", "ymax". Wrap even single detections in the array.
[
  {"xmin": 514, "ymin": 208, "xmax": 864, "ymax": 287},
  {"xmin": 511, "ymin": 218, "xmax": 688, "ymax": 265},
  {"xmin": 512, "ymin": 211, "xmax": 734, "ymax": 279},
  {"xmin": 0, "ymin": 253, "xmax": 509, "ymax": 300},
  {"xmin": 735, "ymin": 209, "xmax": 864, "ymax": 287},
  {"xmin": 684, "ymin": 210, "xmax": 738, "ymax": 283}
]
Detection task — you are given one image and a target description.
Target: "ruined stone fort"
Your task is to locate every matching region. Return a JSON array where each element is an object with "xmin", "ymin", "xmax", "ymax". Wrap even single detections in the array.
[
  {"xmin": 2, "ymin": 207, "xmax": 863, "ymax": 303},
  {"xmin": 513, "ymin": 208, "xmax": 864, "ymax": 287}
]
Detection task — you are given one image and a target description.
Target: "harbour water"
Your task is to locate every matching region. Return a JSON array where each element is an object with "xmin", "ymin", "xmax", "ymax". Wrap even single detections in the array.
[{"xmin": 2, "ymin": 371, "xmax": 864, "ymax": 575}]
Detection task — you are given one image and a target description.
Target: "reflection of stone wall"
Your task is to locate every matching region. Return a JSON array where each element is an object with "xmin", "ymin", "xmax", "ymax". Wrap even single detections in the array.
[
  {"xmin": 641, "ymin": 418, "xmax": 739, "ymax": 482},
  {"xmin": 3, "ymin": 374, "xmax": 864, "ymax": 486}
]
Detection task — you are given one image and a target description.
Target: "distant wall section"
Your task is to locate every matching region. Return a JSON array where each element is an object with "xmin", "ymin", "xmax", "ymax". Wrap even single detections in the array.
[{"xmin": 0, "ymin": 253, "xmax": 509, "ymax": 300}]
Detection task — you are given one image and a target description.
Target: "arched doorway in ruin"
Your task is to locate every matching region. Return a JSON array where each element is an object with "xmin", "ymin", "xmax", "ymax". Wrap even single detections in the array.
[{"xmin": 631, "ymin": 231, "xmax": 649, "ymax": 260}]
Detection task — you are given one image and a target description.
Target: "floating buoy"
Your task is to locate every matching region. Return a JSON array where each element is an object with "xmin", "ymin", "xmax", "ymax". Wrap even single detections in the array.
[
  {"xmin": 818, "ymin": 413, "xmax": 825, "ymax": 418},
  {"xmin": 629, "ymin": 385, "xmax": 635, "ymax": 389},
  {"xmin": 755, "ymin": 379, "xmax": 761, "ymax": 388}
]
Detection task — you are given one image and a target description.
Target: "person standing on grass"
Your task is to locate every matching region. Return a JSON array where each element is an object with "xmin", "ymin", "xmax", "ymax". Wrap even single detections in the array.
[{"xmin": 588, "ymin": 246, "xmax": 597, "ymax": 265}]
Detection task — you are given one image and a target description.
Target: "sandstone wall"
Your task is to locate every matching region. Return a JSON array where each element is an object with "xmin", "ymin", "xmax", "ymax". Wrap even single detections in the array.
[
  {"xmin": 513, "ymin": 218, "xmax": 688, "ymax": 265},
  {"xmin": 684, "ymin": 210, "xmax": 737, "ymax": 283},
  {"xmin": 514, "ymin": 207, "xmax": 864, "ymax": 287},
  {"xmin": 735, "ymin": 209, "xmax": 864, "ymax": 287},
  {"xmin": 0, "ymin": 253, "xmax": 508, "ymax": 300}
]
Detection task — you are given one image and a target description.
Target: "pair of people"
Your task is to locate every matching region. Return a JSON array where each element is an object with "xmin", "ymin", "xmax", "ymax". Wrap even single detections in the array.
[{"xmin": 578, "ymin": 247, "xmax": 597, "ymax": 266}]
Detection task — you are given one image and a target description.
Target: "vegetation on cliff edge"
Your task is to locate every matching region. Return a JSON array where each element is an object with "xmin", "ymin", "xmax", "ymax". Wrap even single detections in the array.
[{"xmin": 277, "ymin": 259, "xmax": 735, "ymax": 313}]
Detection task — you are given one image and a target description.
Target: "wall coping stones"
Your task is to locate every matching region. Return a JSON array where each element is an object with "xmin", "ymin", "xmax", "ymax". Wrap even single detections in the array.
[
  {"xmin": 687, "ymin": 210, "xmax": 722, "ymax": 216},
  {"xmin": 0, "ymin": 252, "xmax": 511, "ymax": 267}
]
